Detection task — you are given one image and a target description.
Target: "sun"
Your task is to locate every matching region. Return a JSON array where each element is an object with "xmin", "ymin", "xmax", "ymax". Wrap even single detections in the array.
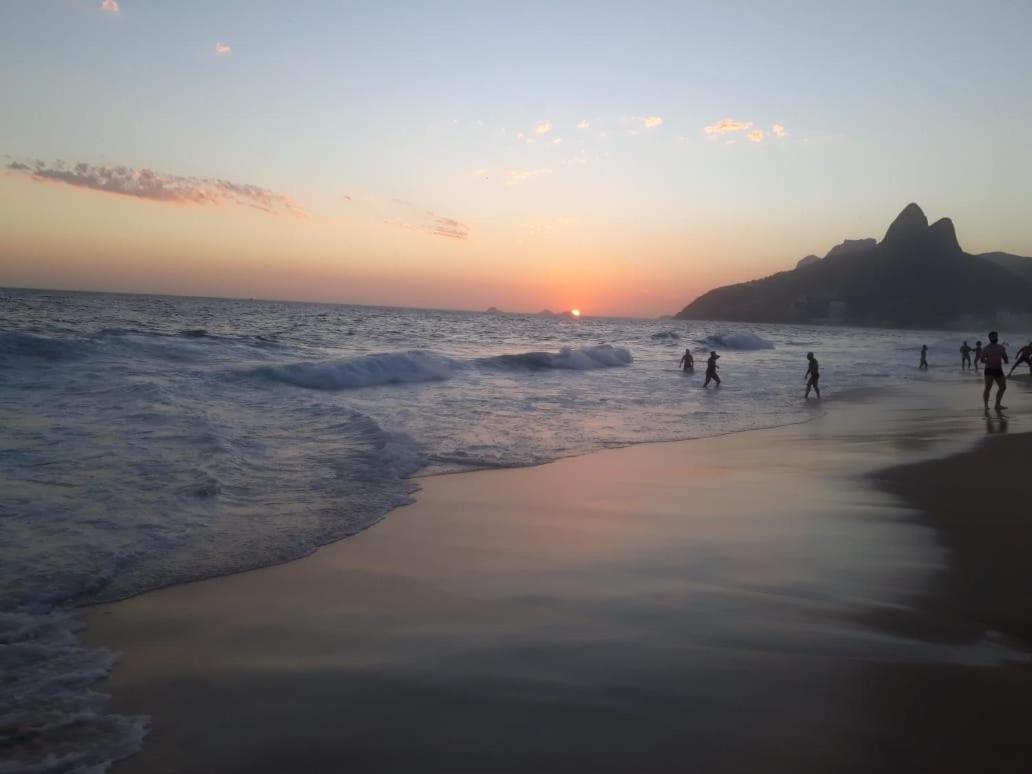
[{"xmin": 571, "ymin": 308, "xmax": 581, "ymax": 317}]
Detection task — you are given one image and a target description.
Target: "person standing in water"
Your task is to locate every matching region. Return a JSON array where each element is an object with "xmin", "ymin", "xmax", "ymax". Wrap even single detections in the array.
[
  {"xmin": 804, "ymin": 352, "xmax": 821, "ymax": 399},
  {"xmin": 960, "ymin": 341, "xmax": 972, "ymax": 370},
  {"xmin": 679, "ymin": 347, "xmax": 694, "ymax": 372},
  {"xmin": 981, "ymin": 331, "xmax": 1009, "ymax": 411},
  {"xmin": 703, "ymin": 351, "xmax": 720, "ymax": 387},
  {"xmin": 1007, "ymin": 341, "xmax": 1032, "ymax": 376},
  {"xmin": 973, "ymin": 340, "xmax": 983, "ymax": 372},
  {"xmin": 919, "ymin": 345, "xmax": 929, "ymax": 369}
]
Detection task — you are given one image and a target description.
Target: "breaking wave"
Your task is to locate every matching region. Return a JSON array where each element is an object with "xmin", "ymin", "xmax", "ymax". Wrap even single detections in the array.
[
  {"xmin": 702, "ymin": 332, "xmax": 775, "ymax": 350},
  {"xmin": 477, "ymin": 344, "xmax": 632, "ymax": 371},
  {"xmin": 258, "ymin": 345, "xmax": 633, "ymax": 390},
  {"xmin": 259, "ymin": 351, "xmax": 458, "ymax": 390}
]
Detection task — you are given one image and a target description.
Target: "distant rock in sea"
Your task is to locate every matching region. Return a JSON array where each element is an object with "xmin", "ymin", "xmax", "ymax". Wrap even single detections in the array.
[
  {"xmin": 674, "ymin": 203, "xmax": 1032, "ymax": 328},
  {"xmin": 485, "ymin": 306, "xmax": 503, "ymax": 314}
]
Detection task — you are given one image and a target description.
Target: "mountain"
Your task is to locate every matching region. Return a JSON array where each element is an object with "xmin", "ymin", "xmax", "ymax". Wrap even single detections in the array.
[
  {"xmin": 979, "ymin": 251, "xmax": 1032, "ymax": 285},
  {"xmin": 675, "ymin": 204, "xmax": 1032, "ymax": 328},
  {"xmin": 794, "ymin": 238, "xmax": 876, "ymax": 270}
]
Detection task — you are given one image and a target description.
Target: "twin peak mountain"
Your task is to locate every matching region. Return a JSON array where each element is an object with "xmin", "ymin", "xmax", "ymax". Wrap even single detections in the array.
[{"xmin": 675, "ymin": 203, "xmax": 1032, "ymax": 328}]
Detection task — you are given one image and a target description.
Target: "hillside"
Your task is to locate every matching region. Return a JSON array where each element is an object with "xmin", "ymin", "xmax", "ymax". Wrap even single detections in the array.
[{"xmin": 675, "ymin": 204, "xmax": 1032, "ymax": 328}]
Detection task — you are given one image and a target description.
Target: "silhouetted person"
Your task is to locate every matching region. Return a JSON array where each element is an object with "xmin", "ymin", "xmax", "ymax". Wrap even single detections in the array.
[
  {"xmin": 704, "ymin": 351, "xmax": 720, "ymax": 387},
  {"xmin": 804, "ymin": 352, "xmax": 820, "ymax": 399},
  {"xmin": 960, "ymin": 341, "xmax": 972, "ymax": 370},
  {"xmin": 1007, "ymin": 341, "xmax": 1032, "ymax": 376},
  {"xmin": 973, "ymin": 340, "xmax": 983, "ymax": 372},
  {"xmin": 679, "ymin": 347, "xmax": 694, "ymax": 372},
  {"xmin": 981, "ymin": 331, "xmax": 1008, "ymax": 411},
  {"xmin": 918, "ymin": 345, "xmax": 928, "ymax": 369}
]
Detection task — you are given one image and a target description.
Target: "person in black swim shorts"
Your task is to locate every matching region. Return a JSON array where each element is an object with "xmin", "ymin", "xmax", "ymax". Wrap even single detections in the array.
[
  {"xmin": 980, "ymin": 331, "xmax": 1009, "ymax": 411},
  {"xmin": 804, "ymin": 352, "xmax": 820, "ymax": 399},
  {"xmin": 704, "ymin": 351, "xmax": 720, "ymax": 387}
]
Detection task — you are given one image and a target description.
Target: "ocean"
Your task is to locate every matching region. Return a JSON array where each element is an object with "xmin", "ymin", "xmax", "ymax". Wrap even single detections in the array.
[{"xmin": 0, "ymin": 287, "xmax": 1013, "ymax": 772}]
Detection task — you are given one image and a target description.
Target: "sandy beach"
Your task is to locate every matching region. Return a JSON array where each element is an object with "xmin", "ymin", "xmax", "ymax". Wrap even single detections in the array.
[{"xmin": 85, "ymin": 379, "xmax": 1032, "ymax": 773}]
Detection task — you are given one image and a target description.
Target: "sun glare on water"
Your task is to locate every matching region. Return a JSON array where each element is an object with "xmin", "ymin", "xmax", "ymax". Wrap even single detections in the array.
[{"xmin": 571, "ymin": 309, "xmax": 581, "ymax": 317}]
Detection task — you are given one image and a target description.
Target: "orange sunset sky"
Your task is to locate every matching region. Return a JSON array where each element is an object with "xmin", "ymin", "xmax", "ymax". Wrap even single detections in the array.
[{"xmin": 2, "ymin": 1, "xmax": 1031, "ymax": 316}]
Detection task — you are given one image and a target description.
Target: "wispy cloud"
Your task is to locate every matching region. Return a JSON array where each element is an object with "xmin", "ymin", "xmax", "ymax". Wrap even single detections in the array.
[
  {"xmin": 345, "ymin": 196, "xmax": 470, "ymax": 240},
  {"xmin": 215, "ymin": 42, "xmax": 231, "ymax": 55},
  {"xmin": 504, "ymin": 168, "xmax": 552, "ymax": 186},
  {"xmin": 576, "ymin": 119, "xmax": 590, "ymax": 129},
  {"xmin": 6, "ymin": 159, "xmax": 304, "ymax": 216},
  {"xmin": 396, "ymin": 210, "xmax": 469, "ymax": 239},
  {"xmin": 100, "ymin": 0, "xmax": 120, "ymax": 14},
  {"xmin": 747, "ymin": 129, "xmax": 765, "ymax": 143},
  {"xmin": 534, "ymin": 120, "xmax": 553, "ymax": 135},
  {"xmin": 772, "ymin": 123, "xmax": 788, "ymax": 138},
  {"xmin": 704, "ymin": 118, "xmax": 753, "ymax": 135},
  {"xmin": 628, "ymin": 115, "xmax": 663, "ymax": 130}
]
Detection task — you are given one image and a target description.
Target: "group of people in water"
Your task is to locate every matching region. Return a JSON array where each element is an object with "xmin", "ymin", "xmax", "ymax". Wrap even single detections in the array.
[
  {"xmin": 678, "ymin": 346, "xmax": 821, "ymax": 398},
  {"xmin": 678, "ymin": 330, "xmax": 1029, "ymax": 410}
]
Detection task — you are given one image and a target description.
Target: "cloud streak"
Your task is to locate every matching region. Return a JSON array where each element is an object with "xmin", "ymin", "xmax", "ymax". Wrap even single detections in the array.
[
  {"xmin": 747, "ymin": 129, "xmax": 765, "ymax": 143},
  {"xmin": 504, "ymin": 168, "xmax": 552, "ymax": 186},
  {"xmin": 534, "ymin": 120, "xmax": 553, "ymax": 135},
  {"xmin": 215, "ymin": 42, "xmax": 231, "ymax": 55},
  {"xmin": 6, "ymin": 159, "xmax": 304, "ymax": 216},
  {"xmin": 704, "ymin": 118, "xmax": 752, "ymax": 135},
  {"xmin": 345, "ymin": 196, "xmax": 470, "ymax": 240},
  {"xmin": 100, "ymin": 0, "xmax": 120, "ymax": 14},
  {"xmin": 772, "ymin": 123, "xmax": 788, "ymax": 138}
]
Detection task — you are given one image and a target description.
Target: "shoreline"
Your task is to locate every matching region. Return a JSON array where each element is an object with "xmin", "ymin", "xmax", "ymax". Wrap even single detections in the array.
[{"xmin": 84, "ymin": 378, "xmax": 1032, "ymax": 773}]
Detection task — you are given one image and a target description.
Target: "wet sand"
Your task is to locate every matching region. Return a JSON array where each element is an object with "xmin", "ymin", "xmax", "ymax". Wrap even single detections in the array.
[{"xmin": 85, "ymin": 379, "xmax": 1032, "ymax": 773}]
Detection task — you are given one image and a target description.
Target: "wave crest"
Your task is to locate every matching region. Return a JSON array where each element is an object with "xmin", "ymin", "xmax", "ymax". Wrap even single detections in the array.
[
  {"xmin": 259, "ymin": 351, "xmax": 457, "ymax": 390},
  {"xmin": 702, "ymin": 332, "xmax": 775, "ymax": 350},
  {"xmin": 477, "ymin": 344, "xmax": 632, "ymax": 371}
]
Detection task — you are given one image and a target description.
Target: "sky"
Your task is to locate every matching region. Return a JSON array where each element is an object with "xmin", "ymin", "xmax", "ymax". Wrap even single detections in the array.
[{"xmin": 2, "ymin": 0, "xmax": 1031, "ymax": 316}]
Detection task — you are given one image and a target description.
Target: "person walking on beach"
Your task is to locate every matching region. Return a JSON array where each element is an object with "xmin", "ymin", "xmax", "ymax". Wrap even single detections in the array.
[
  {"xmin": 679, "ymin": 347, "xmax": 694, "ymax": 372},
  {"xmin": 919, "ymin": 345, "xmax": 929, "ymax": 369},
  {"xmin": 973, "ymin": 340, "xmax": 983, "ymax": 372},
  {"xmin": 704, "ymin": 351, "xmax": 720, "ymax": 387},
  {"xmin": 1007, "ymin": 341, "xmax": 1032, "ymax": 376},
  {"xmin": 804, "ymin": 352, "xmax": 821, "ymax": 399},
  {"xmin": 980, "ymin": 331, "xmax": 1009, "ymax": 411},
  {"xmin": 960, "ymin": 341, "xmax": 972, "ymax": 370}
]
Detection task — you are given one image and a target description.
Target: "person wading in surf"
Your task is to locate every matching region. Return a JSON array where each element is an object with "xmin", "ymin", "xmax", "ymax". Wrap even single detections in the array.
[
  {"xmin": 960, "ymin": 341, "xmax": 972, "ymax": 370},
  {"xmin": 981, "ymin": 331, "xmax": 1009, "ymax": 411},
  {"xmin": 1007, "ymin": 341, "xmax": 1032, "ymax": 376},
  {"xmin": 704, "ymin": 351, "xmax": 720, "ymax": 387},
  {"xmin": 804, "ymin": 352, "xmax": 821, "ymax": 399},
  {"xmin": 679, "ymin": 347, "xmax": 694, "ymax": 372}
]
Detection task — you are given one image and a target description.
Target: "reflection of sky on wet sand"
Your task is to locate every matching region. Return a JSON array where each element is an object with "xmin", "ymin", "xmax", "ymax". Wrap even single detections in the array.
[{"xmin": 88, "ymin": 380, "xmax": 1031, "ymax": 773}]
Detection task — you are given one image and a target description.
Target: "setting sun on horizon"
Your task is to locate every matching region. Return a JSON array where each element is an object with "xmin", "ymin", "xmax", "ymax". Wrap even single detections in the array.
[{"xmin": 3, "ymin": 2, "xmax": 1031, "ymax": 316}]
